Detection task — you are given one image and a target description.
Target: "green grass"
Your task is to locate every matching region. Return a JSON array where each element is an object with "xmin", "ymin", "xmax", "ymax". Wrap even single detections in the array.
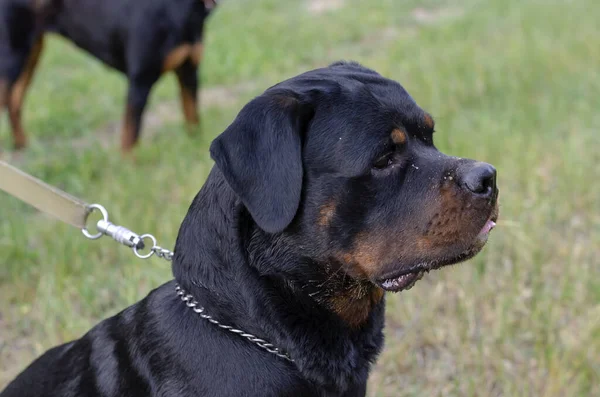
[{"xmin": 1, "ymin": 0, "xmax": 599, "ymax": 395}]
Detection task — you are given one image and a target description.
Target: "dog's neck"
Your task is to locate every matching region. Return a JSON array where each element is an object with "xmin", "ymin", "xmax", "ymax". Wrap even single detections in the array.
[{"xmin": 172, "ymin": 168, "xmax": 385, "ymax": 393}]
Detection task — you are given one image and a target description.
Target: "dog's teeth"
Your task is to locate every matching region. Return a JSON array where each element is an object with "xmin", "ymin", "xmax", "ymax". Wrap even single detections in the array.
[
  {"xmin": 382, "ymin": 279, "xmax": 395, "ymax": 289},
  {"xmin": 382, "ymin": 271, "xmax": 427, "ymax": 291}
]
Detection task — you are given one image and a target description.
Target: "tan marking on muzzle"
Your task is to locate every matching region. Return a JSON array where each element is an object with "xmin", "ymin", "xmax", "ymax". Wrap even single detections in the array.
[{"xmin": 337, "ymin": 232, "xmax": 386, "ymax": 279}]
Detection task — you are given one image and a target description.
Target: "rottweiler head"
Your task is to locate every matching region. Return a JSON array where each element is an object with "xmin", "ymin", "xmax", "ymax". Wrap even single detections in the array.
[{"xmin": 210, "ymin": 61, "xmax": 498, "ymax": 324}]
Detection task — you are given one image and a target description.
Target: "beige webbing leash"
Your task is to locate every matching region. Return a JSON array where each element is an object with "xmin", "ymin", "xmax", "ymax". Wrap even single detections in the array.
[
  {"xmin": 0, "ymin": 160, "xmax": 173, "ymax": 261},
  {"xmin": 0, "ymin": 160, "xmax": 88, "ymax": 228}
]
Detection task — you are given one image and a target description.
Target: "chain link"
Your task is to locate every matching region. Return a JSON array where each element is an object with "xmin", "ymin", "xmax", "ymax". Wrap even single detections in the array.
[
  {"xmin": 176, "ymin": 285, "xmax": 293, "ymax": 363},
  {"xmin": 153, "ymin": 246, "xmax": 174, "ymax": 261}
]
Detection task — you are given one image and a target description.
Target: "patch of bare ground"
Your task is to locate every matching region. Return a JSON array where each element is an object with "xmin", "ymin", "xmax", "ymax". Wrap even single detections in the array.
[
  {"xmin": 411, "ymin": 7, "xmax": 465, "ymax": 24},
  {"xmin": 307, "ymin": 0, "xmax": 345, "ymax": 15}
]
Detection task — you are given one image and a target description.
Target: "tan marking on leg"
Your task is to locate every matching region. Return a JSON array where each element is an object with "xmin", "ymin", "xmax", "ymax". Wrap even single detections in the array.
[
  {"xmin": 177, "ymin": 79, "xmax": 199, "ymax": 129},
  {"xmin": 163, "ymin": 45, "xmax": 192, "ymax": 72},
  {"xmin": 0, "ymin": 79, "xmax": 8, "ymax": 112},
  {"xmin": 391, "ymin": 128, "xmax": 407, "ymax": 145},
  {"xmin": 9, "ymin": 37, "xmax": 44, "ymax": 149},
  {"xmin": 191, "ymin": 42, "xmax": 204, "ymax": 66},
  {"xmin": 121, "ymin": 104, "xmax": 137, "ymax": 152}
]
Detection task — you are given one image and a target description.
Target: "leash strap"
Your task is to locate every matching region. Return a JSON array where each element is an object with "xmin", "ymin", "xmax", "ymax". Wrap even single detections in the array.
[
  {"xmin": 0, "ymin": 160, "xmax": 174, "ymax": 259},
  {"xmin": 0, "ymin": 160, "xmax": 88, "ymax": 228}
]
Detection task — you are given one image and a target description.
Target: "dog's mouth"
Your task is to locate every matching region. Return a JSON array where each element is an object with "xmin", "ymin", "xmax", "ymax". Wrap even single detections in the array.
[
  {"xmin": 376, "ymin": 212, "xmax": 498, "ymax": 293},
  {"xmin": 476, "ymin": 208, "xmax": 498, "ymax": 241},
  {"xmin": 374, "ymin": 247, "xmax": 479, "ymax": 293},
  {"xmin": 377, "ymin": 270, "xmax": 426, "ymax": 292}
]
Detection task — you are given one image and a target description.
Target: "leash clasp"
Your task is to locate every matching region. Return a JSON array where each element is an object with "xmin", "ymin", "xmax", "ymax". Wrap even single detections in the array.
[
  {"xmin": 82, "ymin": 204, "xmax": 144, "ymax": 249},
  {"xmin": 81, "ymin": 203, "xmax": 173, "ymax": 261},
  {"xmin": 97, "ymin": 220, "xmax": 144, "ymax": 249}
]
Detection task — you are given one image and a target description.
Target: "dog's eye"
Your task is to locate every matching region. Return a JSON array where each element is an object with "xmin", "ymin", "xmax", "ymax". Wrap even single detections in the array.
[{"xmin": 372, "ymin": 152, "xmax": 395, "ymax": 170}]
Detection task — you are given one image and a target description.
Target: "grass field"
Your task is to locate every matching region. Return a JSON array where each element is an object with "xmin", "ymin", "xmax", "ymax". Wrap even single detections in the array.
[{"xmin": 1, "ymin": 0, "xmax": 599, "ymax": 395}]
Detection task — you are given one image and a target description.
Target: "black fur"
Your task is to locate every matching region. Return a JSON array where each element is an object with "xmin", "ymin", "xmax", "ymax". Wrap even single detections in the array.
[{"xmin": 1, "ymin": 61, "xmax": 498, "ymax": 396}]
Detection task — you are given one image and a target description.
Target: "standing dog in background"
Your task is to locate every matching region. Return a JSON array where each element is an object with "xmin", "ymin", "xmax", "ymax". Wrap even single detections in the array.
[{"xmin": 0, "ymin": 0, "xmax": 217, "ymax": 152}]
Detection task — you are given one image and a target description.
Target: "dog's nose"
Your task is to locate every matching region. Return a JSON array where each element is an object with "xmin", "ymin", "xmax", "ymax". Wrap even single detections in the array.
[{"xmin": 463, "ymin": 162, "xmax": 496, "ymax": 197}]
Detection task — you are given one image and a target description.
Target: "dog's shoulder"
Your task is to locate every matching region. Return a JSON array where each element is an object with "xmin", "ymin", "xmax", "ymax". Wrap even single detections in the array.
[{"xmin": 1, "ymin": 283, "xmax": 179, "ymax": 397}]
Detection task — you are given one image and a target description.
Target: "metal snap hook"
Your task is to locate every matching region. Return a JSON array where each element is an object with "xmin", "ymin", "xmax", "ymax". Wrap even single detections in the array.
[{"xmin": 82, "ymin": 204, "xmax": 109, "ymax": 240}]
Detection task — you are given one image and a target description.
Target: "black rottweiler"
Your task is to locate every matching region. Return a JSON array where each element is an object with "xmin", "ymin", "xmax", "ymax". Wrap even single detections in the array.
[
  {"xmin": 1, "ymin": 62, "xmax": 499, "ymax": 397},
  {"xmin": 0, "ymin": 0, "xmax": 216, "ymax": 152}
]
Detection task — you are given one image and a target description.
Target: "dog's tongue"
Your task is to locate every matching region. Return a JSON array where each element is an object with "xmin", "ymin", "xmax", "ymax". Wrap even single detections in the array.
[{"xmin": 480, "ymin": 220, "xmax": 496, "ymax": 235}]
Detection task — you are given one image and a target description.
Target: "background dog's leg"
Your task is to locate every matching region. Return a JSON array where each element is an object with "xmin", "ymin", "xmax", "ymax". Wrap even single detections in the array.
[
  {"xmin": 121, "ymin": 78, "xmax": 156, "ymax": 152},
  {"xmin": 0, "ymin": 78, "xmax": 8, "ymax": 130},
  {"xmin": 8, "ymin": 37, "xmax": 44, "ymax": 150},
  {"xmin": 175, "ymin": 59, "xmax": 199, "ymax": 134}
]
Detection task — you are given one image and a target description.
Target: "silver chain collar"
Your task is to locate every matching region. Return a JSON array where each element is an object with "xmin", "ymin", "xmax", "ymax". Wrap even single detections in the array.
[
  {"xmin": 175, "ymin": 285, "xmax": 294, "ymax": 362},
  {"xmin": 82, "ymin": 203, "xmax": 293, "ymax": 363}
]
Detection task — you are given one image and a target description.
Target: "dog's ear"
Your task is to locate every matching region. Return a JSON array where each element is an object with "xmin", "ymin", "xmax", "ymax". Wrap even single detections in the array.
[{"xmin": 210, "ymin": 90, "xmax": 313, "ymax": 233}]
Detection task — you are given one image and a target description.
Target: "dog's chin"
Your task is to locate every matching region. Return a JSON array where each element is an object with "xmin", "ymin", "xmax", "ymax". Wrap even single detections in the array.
[{"xmin": 374, "ymin": 218, "xmax": 497, "ymax": 293}]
